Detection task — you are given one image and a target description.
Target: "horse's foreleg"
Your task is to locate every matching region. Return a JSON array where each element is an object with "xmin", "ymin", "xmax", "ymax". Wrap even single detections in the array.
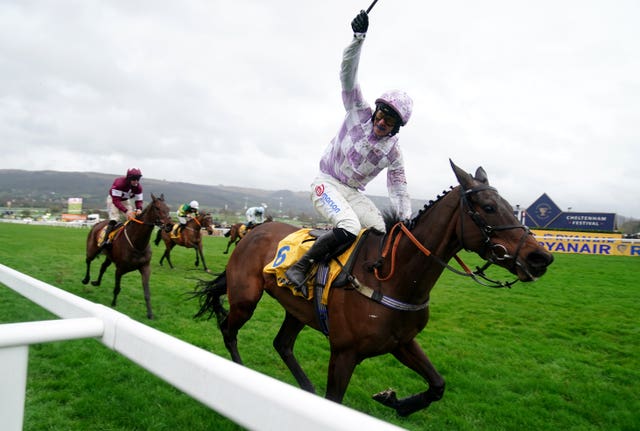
[
  {"xmin": 196, "ymin": 244, "xmax": 211, "ymax": 273},
  {"xmin": 273, "ymin": 312, "xmax": 316, "ymax": 394},
  {"xmin": 92, "ymin": 258, "xmax": 112, "ymax": 287},
  {"xmin": 139, "ymin": 264, "xmax": 154, "ymax": 319},
  {"xmin": 223, "ymin": 240, "xmax": 232, "ymax": 254},
  {"xmin": 325, "ymin": 350, "xmax": 358, "ymax": 403},
  {"xmin": 193, "ymin": 247, "xmax": 200, "ymax": 268},
  {"xmin": 111, "ymin": 269, "xmax": 123, "ymax": 307},
  {"xmin": 82, "ymin": 256, "xmax": 93, "ymax": 284},
  {"xmin": 373, "ymin": 339, "xmax": 445, "ymax": 417}
]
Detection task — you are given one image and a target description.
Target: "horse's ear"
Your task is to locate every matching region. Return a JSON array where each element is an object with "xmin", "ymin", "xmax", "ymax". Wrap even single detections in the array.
[
  {"xmin": 450, "ymin": 159, "xmax": 474, "ymax": 189},
  {"xmin": 151, "ymin": 193, "xmax": 157, "ymax": 201},
  {"xmin": 474, "ymin": 167, "xmax": 489, "ymax": 185}
]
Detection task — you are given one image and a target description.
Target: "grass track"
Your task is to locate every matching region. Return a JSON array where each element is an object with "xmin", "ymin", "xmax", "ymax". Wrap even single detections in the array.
[{"xmin": 0, "ymin": 223, "xmax": 638, "ymax": 430}]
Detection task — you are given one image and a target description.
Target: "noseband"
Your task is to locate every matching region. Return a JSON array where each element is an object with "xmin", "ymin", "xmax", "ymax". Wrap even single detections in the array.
[{"xmin": 460, "ymin": 184, "xmax": 532, "ymax": 286}]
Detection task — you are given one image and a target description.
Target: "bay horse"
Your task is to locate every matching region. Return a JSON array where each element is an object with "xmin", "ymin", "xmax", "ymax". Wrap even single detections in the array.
[
  {"xmin": 222, "ymin": 222, "xmax": 246, "ymax": 254},
  {"xmin": 82, "ymin": 193, "xmax": 172, "ymax": 319},
  {"xmin": 192, "ymin": 161, "xmax": 554, "ymax": 416},
  {"xmin": 223, "ymin": 215, "xmax": 273, "ymax": 254},
  {"xmin": 154, "ymin": 212, "xmax": 215, "ymax": 272}
]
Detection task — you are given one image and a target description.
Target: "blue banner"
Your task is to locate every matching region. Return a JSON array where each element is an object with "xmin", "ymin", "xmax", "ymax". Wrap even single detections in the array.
[
  {"xmin": 545, "ymin": 212, "xmax": 617, "ymax": 231},
  {"xmin": 524, "ymin": 193, "xmax": 562, "ymax": 228},
  {"xmin": 524, "ymin": 194, "xmax": 617, "ymax": 232}
]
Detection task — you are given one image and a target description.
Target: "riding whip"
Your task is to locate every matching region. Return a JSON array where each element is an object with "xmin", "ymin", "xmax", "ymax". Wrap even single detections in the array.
[{"xmin": 366, "ymin": 0, "xmax": 380, "ymax": 14}]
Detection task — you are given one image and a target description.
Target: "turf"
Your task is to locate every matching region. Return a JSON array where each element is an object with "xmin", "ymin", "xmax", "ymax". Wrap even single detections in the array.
[{"xmin": 0, "ymin": 223, "xmax": 638, "ymax": 430}]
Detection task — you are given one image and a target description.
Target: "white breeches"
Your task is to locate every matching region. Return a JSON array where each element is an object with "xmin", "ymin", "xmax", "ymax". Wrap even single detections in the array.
[{"xmin": 310, "ymin": 173, "xmax": 385, "ymax": 236}]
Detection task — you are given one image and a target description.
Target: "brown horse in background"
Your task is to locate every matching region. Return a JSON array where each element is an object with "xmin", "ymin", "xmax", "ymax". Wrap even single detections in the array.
[
  {"xmin": 223, "ymin": 216, "xmax": 273, "ymax": 254},
  {"xmin": 192, "ymin": 161, "xmax": 553, "ymax": 416},
  {"xmin": 82, "ymin": 193, "xmax": 172, "ymax": 319},
  {"xmin": 222, "ymin": 223, "xmax": 247, "ymax": 254},
  {"xmin": 154, "ymin": 212, "xmax": 215, "ymax": 272}
]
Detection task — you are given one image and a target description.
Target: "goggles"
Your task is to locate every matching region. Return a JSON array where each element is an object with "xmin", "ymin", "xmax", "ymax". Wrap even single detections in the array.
[{"xmin": 374, "ymin": 106, "xmax": 399, "ymax": 128}]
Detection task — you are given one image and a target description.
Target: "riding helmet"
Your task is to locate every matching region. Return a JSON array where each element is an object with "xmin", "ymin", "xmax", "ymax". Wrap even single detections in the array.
[{"xmin": 126, "ymin": 167, "xmax": 143, "ymax": 180}]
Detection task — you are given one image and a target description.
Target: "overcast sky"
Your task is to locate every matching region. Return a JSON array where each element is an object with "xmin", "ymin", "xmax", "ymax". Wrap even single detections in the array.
[{"xmin": 1, "ymin": 1, "xmax": 638, "ymax": 217}]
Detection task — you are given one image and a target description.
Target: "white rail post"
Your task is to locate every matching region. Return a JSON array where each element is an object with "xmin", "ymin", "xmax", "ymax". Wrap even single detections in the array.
[{"xmin": 0, "ymin": 345, "xmax": 28, "ymax": 431}]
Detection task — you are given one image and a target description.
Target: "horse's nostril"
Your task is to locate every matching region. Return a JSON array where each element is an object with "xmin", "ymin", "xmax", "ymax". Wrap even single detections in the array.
[{"xmin": 527, "ymin": 250, "xmax": 554, "ymax": 270}]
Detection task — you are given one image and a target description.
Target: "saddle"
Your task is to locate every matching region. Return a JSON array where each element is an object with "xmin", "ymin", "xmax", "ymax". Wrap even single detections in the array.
[{"xmin": 263, "ymin": 228, "xmax": 367, "ymax": 303}]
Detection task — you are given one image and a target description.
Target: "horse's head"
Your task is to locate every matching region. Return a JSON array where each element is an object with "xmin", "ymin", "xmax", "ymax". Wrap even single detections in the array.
[
  {"xmin": 450, "ymin": 160, "xmax": 553, "ymax": 281},
  {"xmin": 143, "ymin": 193, "xmax": 172, "ymax": 227},
  {"xmin": 201, "ymin": 213, "xmax": 215, "ymax": 235}
]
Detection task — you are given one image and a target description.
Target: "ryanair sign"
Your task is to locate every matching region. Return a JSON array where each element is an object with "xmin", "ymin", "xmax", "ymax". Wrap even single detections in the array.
[{"xmin": 532, "ymin": 229, "xmax": 640, "ymax": 257}]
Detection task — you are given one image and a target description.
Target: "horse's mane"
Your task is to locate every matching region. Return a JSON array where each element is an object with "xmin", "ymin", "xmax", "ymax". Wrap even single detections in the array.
[{"xmin": 382, "ymin": 186, "xmax": 455, "ymax": 232}]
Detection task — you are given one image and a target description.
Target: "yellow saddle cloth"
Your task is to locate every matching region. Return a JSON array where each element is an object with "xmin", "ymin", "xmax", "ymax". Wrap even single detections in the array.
[
  {"xmin": 238, "ymin": 224, "xmax": 248, "ymax": 237},
  {"xmin": 263, "ymin": 229, "xmax": 363, "ymax": 304},
  {"xmin": 97, "ymin": 223, "xmax": 124, "ymax": 246}
]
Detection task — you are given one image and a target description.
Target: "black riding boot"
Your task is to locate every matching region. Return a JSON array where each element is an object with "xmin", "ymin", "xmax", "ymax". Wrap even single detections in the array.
[
  {"xmin": 100, "ymin": 220, "xmax": 117, "ymax": 248},
  {"xmin": 285, "ymin": 228, "xmax": 356, "ymax": 296}
]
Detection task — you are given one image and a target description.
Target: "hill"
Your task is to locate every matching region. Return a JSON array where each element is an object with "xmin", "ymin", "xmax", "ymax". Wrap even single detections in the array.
[{"xmin": 0, "ymin": 169, "xmax": 418, "ymax": 221}]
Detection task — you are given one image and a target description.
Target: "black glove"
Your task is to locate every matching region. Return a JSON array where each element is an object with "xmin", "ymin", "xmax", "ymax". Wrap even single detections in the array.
[{"xmin": 351, "ymin": 10, "xmax": 369, "ymax": 34}]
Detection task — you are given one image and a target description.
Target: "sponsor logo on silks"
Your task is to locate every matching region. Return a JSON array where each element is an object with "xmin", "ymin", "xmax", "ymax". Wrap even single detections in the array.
[{"xmin": 315, "ymin": 183, "xmax": 341, "ymax": 214}]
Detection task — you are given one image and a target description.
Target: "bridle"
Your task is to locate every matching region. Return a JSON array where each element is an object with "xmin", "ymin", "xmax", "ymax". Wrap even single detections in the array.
[
  {"xmin": 122, "ymin": 200, "xmax": 170, "ymax": 250},
  {"xmin": 459, "ymin": 184, "xmax": 534, "ymax": 285},
  {"xmin": 373, "ymin": 185, "xmax": 532, "ymax": 289}
]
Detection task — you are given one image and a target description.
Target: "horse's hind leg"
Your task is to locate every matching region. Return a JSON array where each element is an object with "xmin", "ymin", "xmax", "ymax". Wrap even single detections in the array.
[
  {"xmin": 91, "ymin": 258, "xmax": 112, "ymax": 287},
  {"xmin": 223, "ymin": 240, "xmax": 232, "ymax": 254},
  {"xmin": 161, "ymin": 249, "xmax": 174, "ymax": 269},
  {"xmin": 373, "ymin": 339, "xmax": 445, "ymax": 417},
  {"xmin": 273, "ymin": 312, "xmax": 316, "ymax": 394},
  {"xmin": 163, "ymin": 244, "xmax": 177, "ymax": 269},
  {"xmin": 325, "ymin": 349, "xmax": 358, "ymax": 403},
  {"xmin": 219, "ymin": 290, "xmax": 263, "ymax": 364}
]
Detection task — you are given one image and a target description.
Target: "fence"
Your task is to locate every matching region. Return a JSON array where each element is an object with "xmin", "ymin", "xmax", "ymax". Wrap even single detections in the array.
[{"xmin": 0, "ymin": 263, "xmax": 405, "ymax": 431}]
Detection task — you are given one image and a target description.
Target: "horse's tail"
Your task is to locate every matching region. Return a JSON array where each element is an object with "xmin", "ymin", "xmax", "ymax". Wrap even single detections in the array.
[
  {"xmin": 153, "ymin": 228, "xmax": 162, "ymax": 246},
  {"xmin": 192, "ymin": 270, "xmax": 228, "ymax": 325}
]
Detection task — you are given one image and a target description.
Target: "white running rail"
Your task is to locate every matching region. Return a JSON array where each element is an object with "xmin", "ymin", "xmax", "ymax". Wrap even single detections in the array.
[{"xmin": 0, "ymin": 263, "xmax": 405, "ymax": 431}]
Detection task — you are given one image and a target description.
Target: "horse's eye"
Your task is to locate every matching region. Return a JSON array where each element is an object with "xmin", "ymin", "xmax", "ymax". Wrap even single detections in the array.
[{"xmin": 482, "ymin": 205, "xmax": 496, "ymax": 214}]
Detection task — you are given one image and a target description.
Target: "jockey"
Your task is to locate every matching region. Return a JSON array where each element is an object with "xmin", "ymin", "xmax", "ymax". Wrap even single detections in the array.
[
  {"xmin": 101, "ymin": 168, "xmax": 143, "ymax": 247},
  {"xmin": 177, "ymin": 200, "xmax": 200, "ymax": 232},
  {"xmin": 245, "ymin": 205, "xmax": 266, "ymax": 228},
  {"xmin": 285, "ymin": 10, "xmax": 413, "ymax": 293}
]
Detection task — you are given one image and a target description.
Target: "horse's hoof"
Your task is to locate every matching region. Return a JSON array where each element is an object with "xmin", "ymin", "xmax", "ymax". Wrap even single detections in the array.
[
  {"xmin": 90, "ymin": 281, "xmax": 100, "ymax": 287},
  {"xmin": 372, "ymin": 389, "xmax": 398, "ymax": 408},
  {"xmin": 81, "ymin": 278, "xmax": 89, "ymax": 285}
]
